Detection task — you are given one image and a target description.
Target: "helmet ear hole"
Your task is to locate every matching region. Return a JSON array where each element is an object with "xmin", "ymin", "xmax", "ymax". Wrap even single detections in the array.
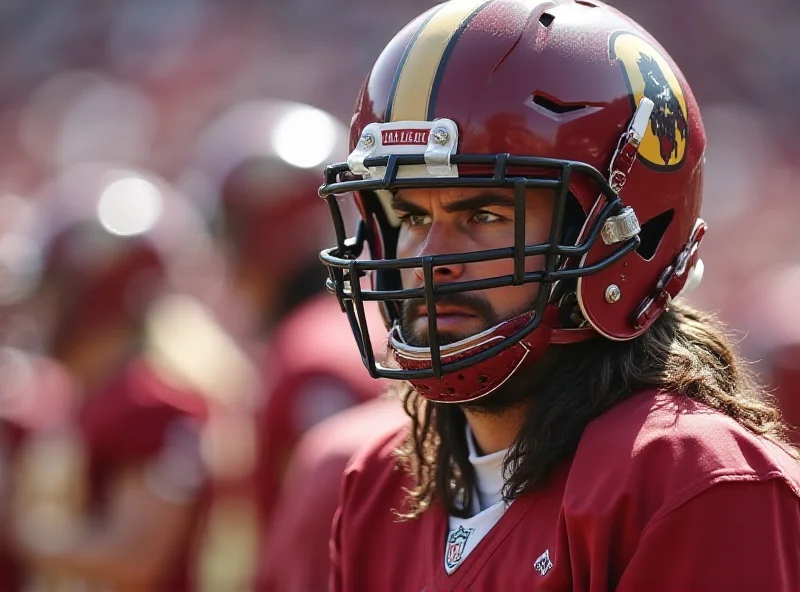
[
  {"xmin": 538, "ymin": 12, "xmax": 555, "ymax": 28},
  {"xmin": 637, "ymin": 209, "xmax": 674, "ymax": 261}
]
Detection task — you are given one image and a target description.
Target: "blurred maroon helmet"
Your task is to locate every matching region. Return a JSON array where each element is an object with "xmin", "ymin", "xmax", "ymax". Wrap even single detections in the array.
[
  {"xmin": 187, "ymin": 99, "xmax": 350, "ymax": 324},
  {"xmin": 34, "ymin": 162, "xmax": 216, "ymax": 359},
  {"xmin": 190, "ymin": 99, "xmax": 349, "ymax": 268}
]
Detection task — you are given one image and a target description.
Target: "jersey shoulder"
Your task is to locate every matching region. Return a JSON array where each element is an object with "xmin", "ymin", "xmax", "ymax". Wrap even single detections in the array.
[
  {"xmin": 267, "ymin": 294, "xmax": 387, "ymax": 377},
  {"xmin": 345, "ymin": 420, "xmax": 408, "ymax": 479},
  {"xmin": 340, "ymin": 422, "xmax": 412, "ymax": 512},
  {"xmin": 292, "ymin": 398, "xmax": 409, "ymax": 469},
  {"xmin": 258, "ymin": 294, "xmax": 390, "ymax": 428},
  {"xmin": 80, "ymin": 358, "xmax": 203, "ymax": 462},
  {"xmin": 569, "ymin": 389, "xmax": 800, "ymax": 518}
]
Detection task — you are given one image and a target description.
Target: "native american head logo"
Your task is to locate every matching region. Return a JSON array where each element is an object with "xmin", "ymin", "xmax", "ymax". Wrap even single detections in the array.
[{"xmin": 610, "ymin": 32, "xmax": 689, "ymax": 170}]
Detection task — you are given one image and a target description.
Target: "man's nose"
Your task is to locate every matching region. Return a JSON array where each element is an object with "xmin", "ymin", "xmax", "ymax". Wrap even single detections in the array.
[{"xmin": 413, "ymin": 221, "xmax": 466, "ymax": 284}]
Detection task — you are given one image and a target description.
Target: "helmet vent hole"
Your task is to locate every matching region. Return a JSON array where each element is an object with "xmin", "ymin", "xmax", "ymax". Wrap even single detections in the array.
[
  {"xmin": 637, "ymin": 209, "xmax": 675, "ymax": 261},
  {"xmin": 531, "ymin": 93, "xmax": 586, "ymax": 115},
  {"xmin": 538, "ymin": 13, "xmax": 555, "ymax": 27},
  {"xmin": 575, "ymin": 0, "xmax": 598, "ymax": 6}
]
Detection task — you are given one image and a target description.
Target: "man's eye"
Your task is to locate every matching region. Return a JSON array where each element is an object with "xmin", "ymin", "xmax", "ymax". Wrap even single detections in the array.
[
  {"xmin": 472, "ymin": 211, "xmax": 504, "ymax": 224},
  {"xmin": 399, "ymin": 213, "xmax": 432, "ymax": 227}
]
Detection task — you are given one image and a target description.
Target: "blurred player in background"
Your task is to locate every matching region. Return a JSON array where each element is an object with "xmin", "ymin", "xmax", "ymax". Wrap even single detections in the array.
[
  {"xmin": 258, "ymin": 396, "xmax": 407, "ymax": 592},
  {"xmin": 186, "ymin": 98, "xmax": 395, "ymax": 590},
  {"xmin": 0, "ymin": 192, "xmax": 57, "ymax": 592},
  {"xmin": 187, "ymin": 99, "xmax": 350, "ymax": 338},
  {"xmin": 2, "ymin": 163, "xmax": 242, "ymax": 592}
]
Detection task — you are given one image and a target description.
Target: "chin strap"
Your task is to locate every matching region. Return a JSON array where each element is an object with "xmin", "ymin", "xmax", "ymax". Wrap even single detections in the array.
[{"xmin": 387, "ymin": 305, "xmax": 595, "ymax": 403}]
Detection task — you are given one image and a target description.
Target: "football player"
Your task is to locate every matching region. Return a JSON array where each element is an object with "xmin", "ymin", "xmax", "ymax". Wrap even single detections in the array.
[
  {"xmin": 9, "ymin": 164, "xmax": 219, "ymax": 592},
  {"xmin": 317, "ymin": 1, "xmax": 800, "ymax": 590},
  {"xmin": 256, "ymin": 397, "xmax": 406, "ymax": 592},
  {"xmin": 0, "ymin": 192, "xmax": 58, "ymax": 592},
  {"xmin": 188, "ymin": 100, "xmax": 393, "ymax": 590}
]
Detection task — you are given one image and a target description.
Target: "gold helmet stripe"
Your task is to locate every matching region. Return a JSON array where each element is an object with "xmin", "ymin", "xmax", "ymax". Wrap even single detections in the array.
[{"xmin": 386, "ymin": 0, "xmax": 493, "ymax": 122}]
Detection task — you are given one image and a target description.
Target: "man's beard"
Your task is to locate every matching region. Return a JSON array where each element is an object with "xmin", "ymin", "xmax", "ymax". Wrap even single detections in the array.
[{"xmin": 399, "ymin": 290, "xmax": 541, "ymax": 415}]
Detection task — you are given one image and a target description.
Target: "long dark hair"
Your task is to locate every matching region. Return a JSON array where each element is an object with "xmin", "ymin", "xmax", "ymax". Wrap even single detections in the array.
[{"xmin": 395, "ymin": 302, "xmax": 799, "ymax": 519}]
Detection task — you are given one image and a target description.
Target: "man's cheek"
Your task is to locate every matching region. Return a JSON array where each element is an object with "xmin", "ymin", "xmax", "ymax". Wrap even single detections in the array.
[
  {"xmin": 525, "ymin": 254, "xmax": 545, "ymax": 272},
  {"xmin": 400, "ymin": 269, "xmax": 416, "ymax": 288}
]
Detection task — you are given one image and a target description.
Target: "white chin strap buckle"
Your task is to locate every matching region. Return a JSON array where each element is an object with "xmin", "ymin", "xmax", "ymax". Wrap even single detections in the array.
[{"xmin": 608, "ymin": 97, "xmax": 654, "ymax": 194}]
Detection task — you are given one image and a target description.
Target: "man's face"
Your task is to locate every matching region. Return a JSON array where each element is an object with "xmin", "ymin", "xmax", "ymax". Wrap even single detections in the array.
[{"xmin": 392, "ymin": 186, "xmax": 553, "ymax": 347}]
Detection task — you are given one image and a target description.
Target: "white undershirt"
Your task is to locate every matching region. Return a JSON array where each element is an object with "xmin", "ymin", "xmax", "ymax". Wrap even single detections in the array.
[
  {"xmin": 466, "ymin": 427, "xmax": 506, "ymax": 512},
  {"xmin": 444, "ymin": 427, "xmax": 510, "ymax": 574}
]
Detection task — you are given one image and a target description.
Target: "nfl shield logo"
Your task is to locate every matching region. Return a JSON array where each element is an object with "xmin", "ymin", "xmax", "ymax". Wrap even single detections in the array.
[
  {"xmin": 534, "ymin": 549, "xmax": 553, "ymax": 576},
  {"xmin": 444, "ymin": 526, "xmax": 474, "ymax": 573}
]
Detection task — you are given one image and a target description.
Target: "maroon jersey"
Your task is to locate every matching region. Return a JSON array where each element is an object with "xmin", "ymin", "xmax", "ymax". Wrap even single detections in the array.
[
  {"xmin": 258, "ymin": 398, "xmax": 407, "ymax": 592},
  {"xmin": 252, "ymin": 295, "xmax": 388, "ymax": 572},
  {"xmin": 332, "ymin": 390, "xmax": 800, "ymax": 591},
  {"xmin": 79, "ymin": 358, "xmax": 210, "ymax": 592}
]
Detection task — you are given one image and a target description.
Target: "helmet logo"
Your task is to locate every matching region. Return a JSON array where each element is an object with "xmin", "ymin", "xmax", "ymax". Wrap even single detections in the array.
[{"xmin": 610, "ymin": 32, "xmax": 689, "ymax": 170}]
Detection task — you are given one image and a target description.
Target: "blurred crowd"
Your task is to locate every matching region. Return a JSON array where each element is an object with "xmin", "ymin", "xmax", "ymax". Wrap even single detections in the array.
[{"xmin": 0, "ymin": 0, "xmax": 797, "ymax": 590}]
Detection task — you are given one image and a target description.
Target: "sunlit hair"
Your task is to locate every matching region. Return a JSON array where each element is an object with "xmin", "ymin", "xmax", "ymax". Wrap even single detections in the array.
[{"xmin": 394, "ymin": 301, "xmax": 799, "ymax": 519}]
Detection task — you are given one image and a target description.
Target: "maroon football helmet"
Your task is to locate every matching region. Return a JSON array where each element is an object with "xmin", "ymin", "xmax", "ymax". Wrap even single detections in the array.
[
  {"xmin": 319, "ymin": 0, "xmax": 707, "ymax": 403},
  {"xmin": 34, "ymin": 163, "xmax": 213, "ymax": 363},
  {"xmin": 191, "ymin": 101, "xmax": 349, "ymax": 277},
  {"xmin": 188, "ymin": 99, "xmax": 350, "ymax": 332}
]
